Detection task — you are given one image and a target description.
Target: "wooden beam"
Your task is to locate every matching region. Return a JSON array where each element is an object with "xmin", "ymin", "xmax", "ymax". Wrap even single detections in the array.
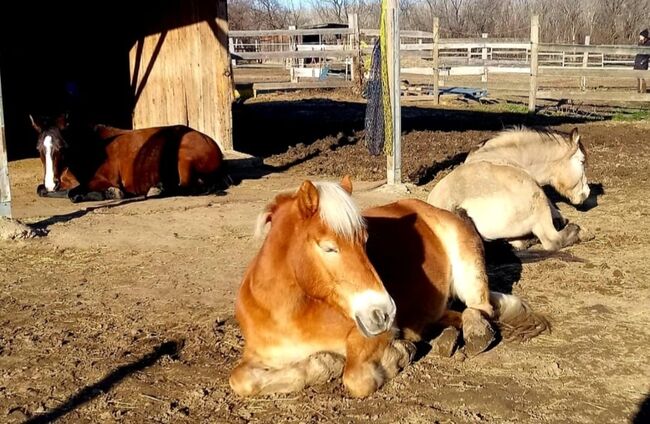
[
  {"xmin": 215, "ymin": 0, "xmax": 233, "ymax": 151},
  {"xmin": 386, "ymin": 0, "xmax": 401, "ymax": 185},
  {"xmin": 252, "ymin": 81, "xmax": 353, "ymax": 92},
  {"xmin": 233, "ymin": 50, "xmax": 358, "ymax": 60},
  {"xmin": 528, "ymin": 15, "xmax": 539, "ymax": 112},
  {"xmin": 540, "ymin": 43, "xmax": 650, "ymax": 55},
  {"xmin": 230, "ymin": 28, "xmax": 354, "ymax": 37},
  {"xmin": 539, "ymin": 68, "xmax": 650, "ymax": 78},
  {"xmin": 0, "ymin": 73, "xmax": 11, "ymax": 218}
]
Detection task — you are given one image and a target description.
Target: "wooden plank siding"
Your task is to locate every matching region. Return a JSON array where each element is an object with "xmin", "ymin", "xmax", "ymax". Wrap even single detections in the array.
[{"xmin": 130, "ymin": 0, "xmax": 233, "ymax": 151}]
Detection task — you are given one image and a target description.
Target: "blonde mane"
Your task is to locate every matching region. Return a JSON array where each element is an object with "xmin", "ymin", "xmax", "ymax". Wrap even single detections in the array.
[
  {"xmin": 254, "ymin": 181, "xmax": 366, "ymax": 240},
  {"xmin": 466, "ymin": 127, "xmax": 585, "ymax": 166}
]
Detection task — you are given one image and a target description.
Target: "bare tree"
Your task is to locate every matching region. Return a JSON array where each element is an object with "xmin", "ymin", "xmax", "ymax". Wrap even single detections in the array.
[{"xmin": 229, "ymin": 0, "xmax": 650, "ymax": 44}]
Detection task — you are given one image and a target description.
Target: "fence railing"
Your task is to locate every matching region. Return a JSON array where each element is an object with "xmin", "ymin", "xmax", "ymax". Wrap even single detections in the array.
[{"xmin": 229, "ymin": 16, "xmax": 650, "ymax": 103}]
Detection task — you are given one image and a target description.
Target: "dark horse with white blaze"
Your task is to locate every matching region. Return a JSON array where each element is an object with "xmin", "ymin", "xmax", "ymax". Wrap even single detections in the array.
[{"xmin": 30, "ymin": 114, "xmax": 226, "ymax": 202}]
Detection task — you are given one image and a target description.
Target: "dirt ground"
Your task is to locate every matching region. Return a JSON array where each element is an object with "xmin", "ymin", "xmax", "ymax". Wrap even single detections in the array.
[{"xmin": 1, "ymin": 92, "xmax": 649, "ymax": 423}]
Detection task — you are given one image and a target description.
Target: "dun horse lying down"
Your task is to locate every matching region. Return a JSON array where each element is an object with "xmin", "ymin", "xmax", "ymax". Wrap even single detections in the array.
[
  {"xmin": 230, "ymin": 176, "xmax": 548, "ymax": 398},
  {"xmin": 31, "ymin": 115, "xmax": 226, "ymax": 202},
  {"xmin": 428, "ymin": 127, "xmax": 592, "ymax": 251}
]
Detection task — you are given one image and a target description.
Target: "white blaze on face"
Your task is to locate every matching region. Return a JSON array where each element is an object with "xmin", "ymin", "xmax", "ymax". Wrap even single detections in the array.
[{"xmin": 43, "ymin": 135, "xmax": 56, "ymax": 191}]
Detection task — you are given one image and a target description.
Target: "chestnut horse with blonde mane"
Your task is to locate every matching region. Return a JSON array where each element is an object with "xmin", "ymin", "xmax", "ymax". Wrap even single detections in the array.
[{"xmin": 230, "ymin": 176, "xmax": 548, "ymax": 398}]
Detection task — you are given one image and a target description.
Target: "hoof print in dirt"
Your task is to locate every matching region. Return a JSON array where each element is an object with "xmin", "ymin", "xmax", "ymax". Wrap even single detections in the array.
[{"xmin": 432, "ymin": 326, "xmax": 460, "ymax": 357}]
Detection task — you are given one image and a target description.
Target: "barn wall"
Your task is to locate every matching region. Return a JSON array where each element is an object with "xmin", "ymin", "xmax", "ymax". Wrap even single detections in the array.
[
  {"xmin": 0, "ymin": 0, "xmax": 233, "ymax": 161},
  {"xmin": 129, "ymin": 0, "xmax": 233, "ymax": 150}
]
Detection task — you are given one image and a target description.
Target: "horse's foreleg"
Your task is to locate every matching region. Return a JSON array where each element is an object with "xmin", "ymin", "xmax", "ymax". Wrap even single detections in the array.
[
  {"xmin": 229, "ymin": 353, "xmax": 344, "ymax": 396},
  {"xmin": 532, "ymin": 201, "xmax": 581, "ymax": 250},
  {"xmin": 67, "ymin": 177, "xmax": 124, "ymax": 203},
  {"xmin": 548, "ymin": 199, "xmax": 568, "ymax": 230},
  {"xmin": 343, "ymin": 330, "xmax": 414, "ymax": 398},
  {"xmin": 445, "ymin": 235, "xmax": 497, "ymax": 356}
]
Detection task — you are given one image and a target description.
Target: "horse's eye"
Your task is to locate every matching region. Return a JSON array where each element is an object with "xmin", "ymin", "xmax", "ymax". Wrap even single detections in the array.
[{"xmin": 319, "ymin": 242, "xmax": 339, "ymax": 253}]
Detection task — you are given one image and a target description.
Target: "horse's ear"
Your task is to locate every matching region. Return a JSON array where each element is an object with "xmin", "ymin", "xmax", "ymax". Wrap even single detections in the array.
[
  {"xmin": 55, "ymin": 113, "xmax": 69, "ymax": 130},
  {"xmin": 254, "ymin": 211, "xmax": 273, "ymax": 239},
  {"xmin": 340, "ymin": 175, "xmax": 353, "ymax": 194},
  {"xmin": 29, "ymin": 115, "xmax": 41, "ymax": 133},
  {"xmin": 297, "ymin": 180, "xmax": 319, "ymax": 218},
  {"xmin": 570, "ymin": 128, "xmax": 580, "ymax": 145}
]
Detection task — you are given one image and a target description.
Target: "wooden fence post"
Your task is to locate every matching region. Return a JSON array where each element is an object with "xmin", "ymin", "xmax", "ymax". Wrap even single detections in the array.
[
  {"xmin": 528, "ymin": 14, "xmax": 539, "ymax": 112},
  {"xmin": 581, "ymin": 35, "xmax": 590, "ymax": 91},
  {"xmin": 481, "ymin": 32, "xmax": 488, "ymax": 83},
  {"xmin": 0, "ymin": 73, "xmax": 11, "ymax": 218},
  {"xmin": 386, "ymin": 0, "xmax": 401, "ymax": 185},
  {"xmin": 348, "ymin": 13, "xmax": 360, "ymax": 83},
  {"xmin": 432, "ymin": 17, "xmax": 440, "ymax": 105}
]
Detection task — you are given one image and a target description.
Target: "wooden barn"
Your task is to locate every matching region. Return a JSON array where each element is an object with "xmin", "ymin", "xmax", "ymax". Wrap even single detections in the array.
[
  {"xmin": 0, "ymin": 0, "xmax": 233, "ymax": 215},
  {"xmin": 0, "ymin": 0, "xmax": 233, "ymax": 159}
]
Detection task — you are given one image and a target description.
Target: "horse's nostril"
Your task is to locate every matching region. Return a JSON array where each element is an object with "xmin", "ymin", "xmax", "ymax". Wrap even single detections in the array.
[{"xmin": 372, "ymin": 308, "xmax": 387, "ymax": 325}]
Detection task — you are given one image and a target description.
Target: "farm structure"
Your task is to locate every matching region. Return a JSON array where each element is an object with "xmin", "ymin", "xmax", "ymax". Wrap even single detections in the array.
[{"xmin": 0, "ymin": 0, "xmax": 234, "ymax": 217}]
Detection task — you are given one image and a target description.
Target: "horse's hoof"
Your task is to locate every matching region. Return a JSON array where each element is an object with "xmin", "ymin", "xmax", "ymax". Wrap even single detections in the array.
[
  {"xmin": 462, "ymin": 309, "xmax": 496, "ymax": 357},
  {"xmin": 36, "ymin": 185, "xmax": 47, "ymax": 197},
  {"xmin": 432, "ymin": 326, "xmax": 460, "ymax": 357},
  {"xmin": 105, "ymin": 187, "xmax": 124, "ymax": 200},
  {"xmin": 393, "ymin": 339, "xmax": 416, "ymax": 367},
  {"xmin": 578, "ymin": 228, "xmax": 595, "ymax": 242},
  {"xmin": 146, "ymin": 186, "xmax": 164, "ymax": 198}
]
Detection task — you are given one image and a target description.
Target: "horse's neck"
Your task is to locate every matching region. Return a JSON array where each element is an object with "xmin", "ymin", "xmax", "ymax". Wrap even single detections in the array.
[
  {"xmin": 468, "ymin": 148, "xmax": 554, "ymax": 185},
  {"xmin": 247, "ymin": 238, "xmax": 307, "ymax": 313}
]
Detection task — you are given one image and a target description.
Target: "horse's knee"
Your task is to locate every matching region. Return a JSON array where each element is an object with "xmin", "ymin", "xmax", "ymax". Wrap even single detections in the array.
[{"xmin": 343, "ymin": 362, "xmax": 383, "ymax": 398}]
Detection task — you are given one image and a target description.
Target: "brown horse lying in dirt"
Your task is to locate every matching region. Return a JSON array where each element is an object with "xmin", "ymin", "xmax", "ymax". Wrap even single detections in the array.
[
  {"xmin": 230, "ymin": 176, "xmax": 548, "ymax": 398},
  {"xmin": 31, "ymin": 115, "xmax": 226, "ymax": 202}
]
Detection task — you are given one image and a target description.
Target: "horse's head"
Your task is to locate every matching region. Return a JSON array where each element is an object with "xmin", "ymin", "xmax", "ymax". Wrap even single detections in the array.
[
  {"xmin": 256, "ymin": 176, "xmax": 395, "ymax": 337},
  {"xmin": 551, "ymin": 128, "xmax": 590, "ymax": 205},
  {"xmin": 30, "ymin": 114, "xmax": 70, "ymax": 194}
]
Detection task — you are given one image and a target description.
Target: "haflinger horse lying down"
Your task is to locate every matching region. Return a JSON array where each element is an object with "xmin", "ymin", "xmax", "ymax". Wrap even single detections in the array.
[
  {"xmin": 30, "ymin": 114, "xmax": 225, "ymax": 202},
  {"xmin": 230, "ymin": 176, "xmax": 548, "ymax": 398},
  {"xmin": 428, "ymin": 127, "xmax": 591, "ymax": 251}
]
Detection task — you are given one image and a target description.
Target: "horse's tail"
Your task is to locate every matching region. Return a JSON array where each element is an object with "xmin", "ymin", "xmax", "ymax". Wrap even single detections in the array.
[{"xmin": 489, "ymin": 291, "xmax": 550, "ymax": 342}]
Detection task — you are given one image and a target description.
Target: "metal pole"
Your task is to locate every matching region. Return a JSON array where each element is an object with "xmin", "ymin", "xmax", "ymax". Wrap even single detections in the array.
[
  {"xmin": 0, "ymin": 70, "xmax": 12, "ymax": 218},
  {"xmin": 528, "ymin": 14, "xmax": 539, "ymax": 112},
  {"xmin": 386, "ymin": 0, "xmax": 401, "ymax": 184}
]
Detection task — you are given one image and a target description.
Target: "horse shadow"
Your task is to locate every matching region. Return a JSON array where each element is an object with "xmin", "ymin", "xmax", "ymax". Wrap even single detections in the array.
[
  {"xmin": 231, "ymin": 98, "xmax": 597, "ymax": 172},
  {"xmin": 633, "ymin": 393, "xmax": 650, "ymax": 424},
  {"xmin": 23, "ymin": 340, "xmax": 183, "ymax": 424},
  {"xmin": 31, "ymin": 196, "xmax": 153, "ymax": 230},
  {"xmin": 543, "ymin": 182, "xmax": 605, "ymax": 212}
]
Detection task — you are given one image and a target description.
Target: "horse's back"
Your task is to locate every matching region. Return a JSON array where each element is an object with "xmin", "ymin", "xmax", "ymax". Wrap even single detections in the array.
[
  {"xmin": 100, "ymin": 125, "xmax": 224, "ymax": 194},
  {"xmin": 363, "ymin": 199, "xmax": 475, "ymax": 334},
  {"xmin": 428, "ymin": 162, "xmax": 547, "ymax": 240}
]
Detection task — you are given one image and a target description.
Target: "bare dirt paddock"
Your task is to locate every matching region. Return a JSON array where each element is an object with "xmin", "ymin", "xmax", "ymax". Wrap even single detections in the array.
[{"xmin": 1, "ymin": 93, "xmax": 650, "ymax": 423}]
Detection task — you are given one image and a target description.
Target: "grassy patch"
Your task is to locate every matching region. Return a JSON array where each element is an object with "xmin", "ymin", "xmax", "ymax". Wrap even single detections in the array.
[{"xmin": 611, "ymin": 109, "xmax": 650, "ymax": 121}]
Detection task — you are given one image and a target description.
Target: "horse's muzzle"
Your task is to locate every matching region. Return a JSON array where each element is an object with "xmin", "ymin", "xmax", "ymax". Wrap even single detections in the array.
[{"xmin": 352, "ymin": 293, "xmax": 396, "ymax": 338}]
